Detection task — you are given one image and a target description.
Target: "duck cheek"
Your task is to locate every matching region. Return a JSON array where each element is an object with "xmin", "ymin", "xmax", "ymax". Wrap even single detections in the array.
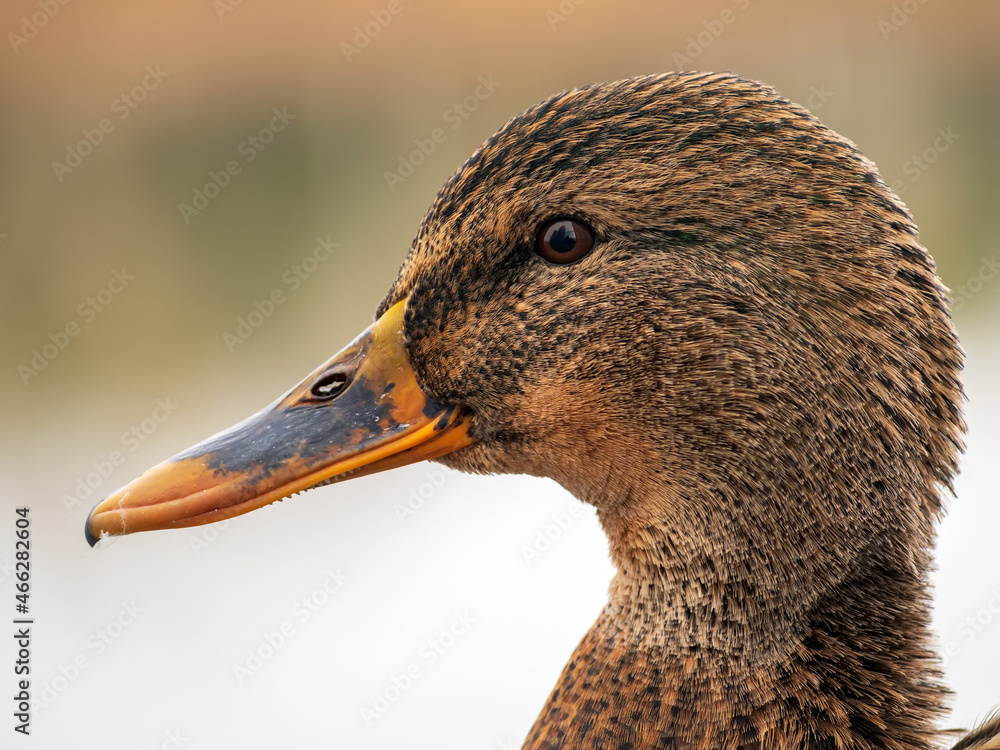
[
  {"xmin": 402, "ymin": 301, "xmax": 479, "ymax": 402},
  {"xmin": 431, "ymin": 442, "xmax": 502, "ymax": 476},
  {"xmin": 404, "ymin": 320, "xmax": 519, "ymax": 417},
  {"xmin": 431, "ymin": 433, "xmax": 539, "ymax": 478}
]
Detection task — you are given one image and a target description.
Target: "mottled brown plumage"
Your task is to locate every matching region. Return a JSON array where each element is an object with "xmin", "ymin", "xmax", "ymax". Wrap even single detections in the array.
[{"xmin": 375, "ymin": 73, "xmax": 997, "ymax": 749}]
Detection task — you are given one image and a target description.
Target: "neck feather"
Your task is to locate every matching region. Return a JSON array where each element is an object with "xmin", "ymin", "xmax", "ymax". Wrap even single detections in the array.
[{"xmin": 523, "ymin": 513, "xmax": 946, "ymax": 750}]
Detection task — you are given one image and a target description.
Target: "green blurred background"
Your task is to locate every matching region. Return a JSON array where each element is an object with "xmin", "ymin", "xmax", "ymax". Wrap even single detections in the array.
[{"xmin": 1, "ymin": 1, "xmax": 998, "ymax": 748}]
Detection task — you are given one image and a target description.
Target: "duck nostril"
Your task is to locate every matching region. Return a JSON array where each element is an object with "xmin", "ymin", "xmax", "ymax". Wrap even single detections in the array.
[{"xmin": 310, "ymin": 371, "xmax": 350, "ymax": 401}]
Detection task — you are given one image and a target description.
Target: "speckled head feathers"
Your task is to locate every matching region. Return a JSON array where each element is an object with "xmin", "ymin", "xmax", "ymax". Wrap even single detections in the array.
[
  {"xmin": 378, "ymin": 72, "xmax": 970, "ymax": 748},
  {"xmin": 380, "ymin": 71, "xmax": 963, "ymax": 529}
]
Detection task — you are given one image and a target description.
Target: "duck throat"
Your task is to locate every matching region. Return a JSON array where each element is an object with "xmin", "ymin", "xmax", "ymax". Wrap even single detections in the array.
[{"xmin": 523, "ymin": 515, "xmax": 946, "ymax": 750}]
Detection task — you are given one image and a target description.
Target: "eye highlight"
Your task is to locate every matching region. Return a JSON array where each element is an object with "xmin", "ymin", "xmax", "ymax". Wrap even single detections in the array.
[{"xmin": 535, "ymin": 218, "xmax": 595, "ymax": 265}]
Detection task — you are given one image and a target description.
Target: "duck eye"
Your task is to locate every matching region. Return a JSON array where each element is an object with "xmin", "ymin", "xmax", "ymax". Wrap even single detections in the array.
[{"xmin": 535, "ymin": 218, "xmax": 595, "ymax": 264}]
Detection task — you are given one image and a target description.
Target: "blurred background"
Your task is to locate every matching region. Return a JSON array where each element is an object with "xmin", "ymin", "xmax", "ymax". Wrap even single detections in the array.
[{"xmin": 1, "ymin": 1, "xmax": 998, "ymax": 748}]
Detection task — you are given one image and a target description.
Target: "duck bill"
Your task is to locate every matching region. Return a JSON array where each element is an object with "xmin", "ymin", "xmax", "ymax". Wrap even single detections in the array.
[{"xmin": 85, "ymin": 300, "xmax": 474, "ymax": 546}]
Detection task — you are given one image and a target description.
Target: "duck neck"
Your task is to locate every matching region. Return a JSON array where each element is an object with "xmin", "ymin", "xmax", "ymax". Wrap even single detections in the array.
[{"xmin": 524, "ymin": 512, "xmax": 946, "ymax": 750}]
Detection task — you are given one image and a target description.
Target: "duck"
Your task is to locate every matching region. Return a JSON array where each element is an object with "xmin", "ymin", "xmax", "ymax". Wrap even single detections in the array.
[{"xmin": 86, "ymin": 72, "xmax": 999, "ymax": 750}]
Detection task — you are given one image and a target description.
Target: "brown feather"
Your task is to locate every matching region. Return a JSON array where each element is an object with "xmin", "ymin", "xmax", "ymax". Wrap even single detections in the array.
[
  {"xmin": 376, "ymin": 72, "xmax": 987, "ymax": 749},
  {"xmin": 950, "ymin": 714, "xmax": 1000, "ymax": 750}
]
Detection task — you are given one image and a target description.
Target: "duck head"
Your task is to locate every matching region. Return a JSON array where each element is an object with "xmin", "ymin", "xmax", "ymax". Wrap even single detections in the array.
[{"xmin": 87, "ymin": 72, "xmax": 963, "ymax": 664}]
